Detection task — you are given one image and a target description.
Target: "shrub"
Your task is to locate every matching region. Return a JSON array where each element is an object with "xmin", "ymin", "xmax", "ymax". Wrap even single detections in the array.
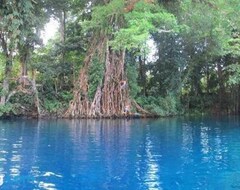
[{"xmin": 137, "ymin": 94, "xmax": 180, "ymax": 116}]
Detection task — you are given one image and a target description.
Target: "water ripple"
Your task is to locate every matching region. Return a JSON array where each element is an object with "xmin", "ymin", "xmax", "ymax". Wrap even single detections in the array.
[
  {"xmin": 0, "ymin": 117, "xmax": 240, "ymax": 189},
  {"xmin": 43, "ymin": 172, "xmax": 63, "ymax": 178},
  {"xmin": 38, "ymin": 181, "xmax": 57, "ymax": 190}
]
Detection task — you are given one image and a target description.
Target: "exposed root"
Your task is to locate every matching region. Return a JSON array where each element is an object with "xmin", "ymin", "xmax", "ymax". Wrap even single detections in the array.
[{"xmin": 131, "ymin": 100, "xmax": 152, "ymax": 115}]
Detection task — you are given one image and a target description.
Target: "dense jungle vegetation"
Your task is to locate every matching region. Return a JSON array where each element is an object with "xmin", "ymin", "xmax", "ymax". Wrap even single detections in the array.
[{"xmin": 0, "ymin": 0, "xmax": 240, "ymax": 118}]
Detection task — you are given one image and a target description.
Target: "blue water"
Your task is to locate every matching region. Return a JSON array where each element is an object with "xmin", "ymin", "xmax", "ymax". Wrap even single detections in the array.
[{"xmin": 0, "ymin": 117, "xmax": 240, "ymax": 190}]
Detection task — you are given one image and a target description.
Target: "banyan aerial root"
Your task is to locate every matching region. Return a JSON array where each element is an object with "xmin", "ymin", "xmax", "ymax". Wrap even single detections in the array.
[{"xmin": 64, "ymin": 46, "xmax": 151, "ymax": 118}]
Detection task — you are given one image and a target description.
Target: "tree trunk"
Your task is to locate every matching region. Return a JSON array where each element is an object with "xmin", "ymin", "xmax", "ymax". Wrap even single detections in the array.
[
  {"xmin": 0, "ymin": 57, "xmax": 12, "ymax": 105},
  {"xmin": 0, "ymin": 33, "xmax": 12, "ymax": 105},
  {"xmin": 138, "ymin": 55, "xmax": 147, "ymax": 96},
  {"xmin": 68, "ymin": 65, "xmax": 90, "ymax": 117},
  {"xmin": 217, "ymin": 62, "xmax": 225, "ymax": 110},
  {"xmin": 20, "ymin": 50, "xmax": 28, "ymax": 77},
  {"xmin": 66, "ymin": 41, "xmax": 130, "ymax": 118},
  {"xmin": 0, "ymin": 79, "xmax": 9, "ymax": 105},
  {"xmin": 19, "ymin": 46, "xmax": 29, "ymax": 87},
  {"xmin": 32, "ymin": 69, "xmax": 41, "ymax": 116},
  {"xmin": 99, "ymin": 47, "xmax": 129, "ymax": 117},
  {"xmin": 59, "ymin": 10, "xmax": 66, "ymax": 62}
]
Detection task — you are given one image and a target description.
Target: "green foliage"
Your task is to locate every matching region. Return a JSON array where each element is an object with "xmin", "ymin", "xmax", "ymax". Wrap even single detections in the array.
[
  {"xmin": 137, "ymin": 95, "xmax": 179, "ymax": 116},
  {"xmin": 180, "ymin": 0, "xmax": 240, "ymax": 57},
  {"xmin": 0, "ymin": 0, "xmax": 36, "ymax": 49},
  {"xmin": 83, "ymin": 0, "xmax": 125, "ymax": 34},
  {"xmin": 228, "ymin": 38, "xmax": 240, "ymax": 56},
  {"xmin": 227, "ymin": 64, "xmax": 240, "ymax": 86},
  {"xmin": 0, "ymin": 54, "xmax": 5, "ymax": 80},
  {"xmin": 59, "ymin": 91, "xmax": 73, "ymax": 102},
  {"xmin": 126, "ymin": 62, "xmax": 141, "ymax": 98},
  {"xmin": 150, "ymin": 33, "xmax": 185, "ymax": 97},
  {"xmin": 0, "ymin": 92, "xmax": 37, "ymax": 117},
  {"xmin": 43, "ymin": 99, "xmax": 63, "ymax": 114},
  {"xmin": 0, "ymin": 88, "xmax": 7, "ymax": 97},
  {"xmin": 11, "ymin": 93, "xmax": 34, "ymax": 107},
  {"xmin": 33, "ymin": 42, "xmax": 74, "ymax": 94},
  {"xmin": 111, "ymin": 1, "xmax": 178, "ymax": 50},
  {"xmin": 0, "ymin": 103, "xmax": 17, "ymax": 117},
  {"xmin": 42, "ymin": 91, "xmax": 73, "ymax": 114},
  {"xmin": 83, "ymin": 0, "xmax": 178, "ymax": 51},
  {"xmin": 32, "ymin": 42, "xmax": 75, "ymax": 114}
]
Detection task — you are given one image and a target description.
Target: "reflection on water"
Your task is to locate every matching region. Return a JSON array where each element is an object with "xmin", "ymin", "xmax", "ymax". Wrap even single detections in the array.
[
  {"xmin": 143, "ymin": 133, "xmax": 161, "ymax": 190},
  {"xmin": 0, "ymin": 116, "xmax": 239, "ymax": 189},
  {"xmin": 135, "ymin": 126, "xmax": 162, "ymax": 190}
]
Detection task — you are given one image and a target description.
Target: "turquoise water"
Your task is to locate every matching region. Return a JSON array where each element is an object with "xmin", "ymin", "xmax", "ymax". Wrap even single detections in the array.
[{"xmin": 0, "ymin": 117, "xmax": 240, "ymax": 189}]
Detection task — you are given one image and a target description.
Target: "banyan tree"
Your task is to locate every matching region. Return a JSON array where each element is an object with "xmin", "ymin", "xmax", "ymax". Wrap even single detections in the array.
[{"xmin": 65, "ymin": 0, "xmax": 178, "ymax": 118}]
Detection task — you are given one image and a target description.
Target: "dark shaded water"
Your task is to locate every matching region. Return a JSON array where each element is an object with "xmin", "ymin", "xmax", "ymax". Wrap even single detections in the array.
[{"xmin": 0, "ymin": 116, "xmax": 240, "ymax": 189}]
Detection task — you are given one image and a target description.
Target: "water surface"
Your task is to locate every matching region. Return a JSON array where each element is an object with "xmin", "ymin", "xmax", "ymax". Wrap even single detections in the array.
[{"xmin": 0, "ymin": 116, "xmax": 240, "ymax": 189}]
